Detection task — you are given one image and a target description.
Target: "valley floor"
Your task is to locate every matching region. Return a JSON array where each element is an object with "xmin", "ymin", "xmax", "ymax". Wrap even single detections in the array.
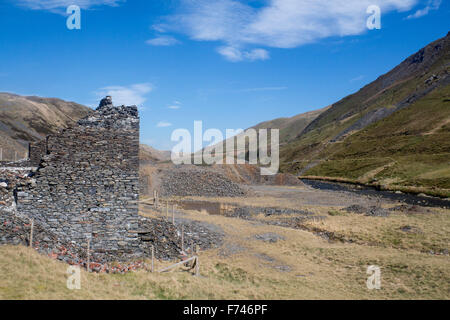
[{"xmin": 1, "ymin": 184, "xmax": 449, "ymax": 299}]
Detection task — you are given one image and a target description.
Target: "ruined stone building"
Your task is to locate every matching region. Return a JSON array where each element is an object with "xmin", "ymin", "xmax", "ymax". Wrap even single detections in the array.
[{"xmin": 16, "ymin": 96, "xmax": 141, "ymax": 258}]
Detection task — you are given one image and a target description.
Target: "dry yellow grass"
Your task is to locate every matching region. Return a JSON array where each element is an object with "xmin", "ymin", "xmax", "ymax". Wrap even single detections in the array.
[
  {"xmin": 300, "ymin": 207, "xmax": 450, "ymax": 253},
  {"xmin": 1, "ymin": 200, "xmax": 449, "ymax": 300}
]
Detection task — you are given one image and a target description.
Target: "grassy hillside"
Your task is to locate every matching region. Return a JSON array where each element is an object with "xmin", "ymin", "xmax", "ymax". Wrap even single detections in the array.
[
  {"xmin": 1, "ymin": 202, "xmax": 449, "ymax": 300},
  {"xmin": 278, "ymin": 32, "xmax": 450, "ymax": 196},
  {"xmin": 305, "ymin": 86, "xmax": 450, "ymax": 192},
  {"xmin": 0, "ymin": 93, "xmax": 92, "ymax": 161},
  {"xmin": 252, "ymin": 106, "xmax": 329, "ymax": 145},
  {"xmin": 140, "ymin": 144, "xmax": 171, "ymax": 164},
  {"xmin": 194, "ymin": 105, "xmax": 328, "ymax": 164}
]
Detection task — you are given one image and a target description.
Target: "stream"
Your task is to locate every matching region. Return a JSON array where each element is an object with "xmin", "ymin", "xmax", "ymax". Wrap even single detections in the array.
[{"xmin": 301, "ymin": 179, "xmax": 450, "ymax": 209}]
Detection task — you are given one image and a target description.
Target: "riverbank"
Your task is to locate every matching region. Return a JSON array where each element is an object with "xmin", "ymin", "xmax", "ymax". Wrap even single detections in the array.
[{"xmin": 300, "ymin": 175, "xmax": 450, "ymax": 200}]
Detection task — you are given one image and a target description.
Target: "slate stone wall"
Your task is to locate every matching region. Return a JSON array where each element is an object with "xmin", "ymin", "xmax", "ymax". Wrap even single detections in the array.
[
  {"xmin": 16, "ymin": 98, "xmax": 141, "ymax": 258},
  {"xmin": 28, "ymin": 139, "xmax": 47, "ymax": 166}
]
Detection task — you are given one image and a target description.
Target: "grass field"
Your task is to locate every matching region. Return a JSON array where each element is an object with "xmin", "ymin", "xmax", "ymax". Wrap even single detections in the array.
[{"xmin": 1, "ymin": 198, "xmax": 449, "ymax": 300}]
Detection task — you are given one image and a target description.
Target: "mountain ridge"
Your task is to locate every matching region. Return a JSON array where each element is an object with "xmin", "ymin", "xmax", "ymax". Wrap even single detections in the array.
[
  {"xmin": 277, "ymin": 31, "xmax": 450, "ymax": 196},
  {"xmin": 0, "ymin": 92, "xmax": 172, "ymax": 164},
  {"xmin": 0, "ymin": 92, "xmax": 92, "ymax": 160},
  {"xmin": 300, "ymin": 31, "xmax": 450, "ymax": 138}
]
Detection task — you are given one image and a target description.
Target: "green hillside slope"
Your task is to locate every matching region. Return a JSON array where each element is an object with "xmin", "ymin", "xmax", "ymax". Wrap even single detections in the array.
[
  {"xmin": 279, "ymin": 32, "xmax": 450, "ymax": 197},
  {"xmin": 252, "ymin": 106, "xmax": 329, "ymax": 145}
]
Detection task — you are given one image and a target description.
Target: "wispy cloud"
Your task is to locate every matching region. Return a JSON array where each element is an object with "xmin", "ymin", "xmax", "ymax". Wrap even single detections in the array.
[
  {"xmin": 406, "ymin": 0, "xmax": 441, "ymax": 19},
  {"xmin": 146, "ymin": 36, "xmax": 181, "ymax": 46},
  {"xmin": 244, "ymin": 48, "xmax": 269, "ymax": 61},
  {"xmin": 168, "ymin": 100, "xmax": 182, "ymax": 109},
  {"xmin": 217, "ymin": 46, "xmax": 243, "ymax": 62},
  {"xmin": 156, "ymin": 121, "xmax": 172, "ymax": 127},
  {"xmin": 217, "ymin": 46, "xmax": 269, "ymax": 62},
  {"xmin": 96, "ymin": 83, "xmax": 152, "ymax": 107},
  {"xmin": 16, "ymin": 0, "xmax": 124, "ymax": 11},
  {"xmin": 158, "ymin": 0, "xmax": 419, "ymax": 62},
  {"xmin": 350, "ymin": 75, "xmax": 365, "ymax": 82},
  {"xmin": 238, "ymin": 86, "xmax": 288, "ymax": 92}
]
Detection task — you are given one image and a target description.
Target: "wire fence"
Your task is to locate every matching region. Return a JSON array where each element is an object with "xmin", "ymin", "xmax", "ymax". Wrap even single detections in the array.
[{"xmin": 0, "ymin": 148, "xmax": 29, "ymax": 163}]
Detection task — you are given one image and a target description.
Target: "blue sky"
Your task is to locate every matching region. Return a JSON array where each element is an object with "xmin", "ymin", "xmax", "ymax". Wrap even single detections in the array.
[{"xmin": 0, "ymin": 0, "xmax": 448, "ymax": 150}]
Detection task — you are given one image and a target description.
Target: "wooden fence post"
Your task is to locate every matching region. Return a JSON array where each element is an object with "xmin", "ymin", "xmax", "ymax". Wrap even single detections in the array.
[
  {"xmin": 172, "ymin": 205, "xmax": 175, "ymax": 224},
  {"xmin": 151, "ymin": 245, "xmax": 154, "ymax": 273},
  {"xmin": 181, "ymin": 225, "xmax": 184, "ymax": 253},
  {"xmin": 29, "ymin": 219, "xmax": 34, "ymax": 248},
  {"xmin": 195, "ymin": 245, "xmax": 200, "ymax": 277},
  {"xmin": 87, "ymin": 238, "xmax": 91, "ymax": 273},
  {"xmin": 157, "ymin": 256, "xmax": 197, "ymax": 273}
]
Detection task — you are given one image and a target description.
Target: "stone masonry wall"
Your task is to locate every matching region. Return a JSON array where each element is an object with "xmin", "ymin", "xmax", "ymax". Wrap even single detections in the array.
[
  {"xmin": 28, "ymin": 139, "xmax": 47, "ymax": 166},
  {"xmin": 16, "ymin": 97, "xmax": 141, "ymax": 259}
]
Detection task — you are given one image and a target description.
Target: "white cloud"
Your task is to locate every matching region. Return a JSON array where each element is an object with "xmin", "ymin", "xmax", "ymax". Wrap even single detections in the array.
[
  {"xmin": 244, "ymin": 48, "xmax": 270, "ymax": 61},
  {"xmin": 96, "ymin": 83, "xmax": 152, "ymax": 107},
  {"xmin": 168, "ymin": 100, "xmax": 182, "ymax": 109},
  {"xmin": 146, "ymin": 36, "xmax": 181, "ymax": 46},
  {"xmin": 157, "ymin": 121, "xmax": 172, "ymax": 127},
  {"xmin": 152, "ymin": 24, "xmax": 169, "ymax": 33},
  {"xmin": 16, "ymin": 0, "xmax": 124, "ymax": 10},
  {"xmin": 217, "ymin": 46, "xmax": 269, "ymax": 62},
  {"xmin": 350, "ymin": 75, "xmax": 365, "ymax": 82},
  {"xmin": 217, "ymin": 46, "xmax": 243, "ymax": 62},
  {"xmin": 161, "ymin": 0, "xmax": 420, "ymax": 61},
  {"xmin": 407, "ymin": 0, "xmax": 441, "ymax": 19}
]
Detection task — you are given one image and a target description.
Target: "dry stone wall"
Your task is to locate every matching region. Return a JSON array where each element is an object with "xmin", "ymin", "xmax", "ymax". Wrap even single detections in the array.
[
  {"xmin": 16, "ymin": 97, "xmax": 142, "ymax": 259},
  {"xmin": 28, "ymin": 139, "xmax": 47, "ymax": 166}
]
